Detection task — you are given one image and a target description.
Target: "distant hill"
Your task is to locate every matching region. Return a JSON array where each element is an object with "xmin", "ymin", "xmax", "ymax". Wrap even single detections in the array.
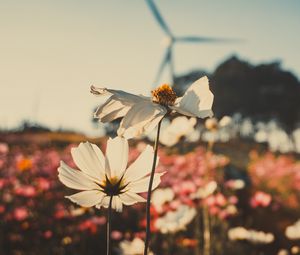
[
  {"xmin": 0, "ymin": 131, "xmax": 103, "ymax": 146},
  {"xmin": 174, "ymin": 56, "xmax": 300, "ymax": 128}
]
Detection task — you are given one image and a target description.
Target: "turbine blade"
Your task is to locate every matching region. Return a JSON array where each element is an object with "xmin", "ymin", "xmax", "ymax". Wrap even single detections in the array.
[
  {"xmin": 153, "ymin": 48, "xmax": 171, "ymax": 86},
  {"xmin": 145, "ymin": 0, "xmax": 172, "ymax": 36},
  {"xmin": 176, "ymin": 36, "xmax": 243, "ymax": 43}
]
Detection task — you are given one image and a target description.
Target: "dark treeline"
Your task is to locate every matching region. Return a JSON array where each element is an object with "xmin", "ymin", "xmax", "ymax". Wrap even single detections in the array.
[{"xmin": 174, "ymin": 56, "xmax": 300, "ymax": 129}]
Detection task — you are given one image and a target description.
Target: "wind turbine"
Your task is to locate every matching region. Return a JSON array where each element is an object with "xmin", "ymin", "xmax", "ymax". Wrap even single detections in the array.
[{"xmin": 145, "ymin": 0, "xmax": 242, "ymax": 86}]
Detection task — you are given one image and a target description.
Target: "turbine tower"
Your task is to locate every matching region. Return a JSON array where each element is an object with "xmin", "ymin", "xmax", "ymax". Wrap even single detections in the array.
[{"xmin": 145, "ymin": 0, "xmax": 242, "ymax": 86}]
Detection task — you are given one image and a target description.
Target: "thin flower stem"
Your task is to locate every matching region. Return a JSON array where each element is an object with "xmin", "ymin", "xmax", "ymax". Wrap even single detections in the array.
[
  {"xmin": 106, "ymin": 196, "xmax": 113, "ymax": 255},
  {"xmin": 143, "ymin": 119, "xmax": 163, "ymax": 255},
  {"xmin": 202, "ymin": 141, "xmax": 213, "ymax": 255},
  {"xmin": 194, "ymin": 211, "xmax": 201, "ymax": 255},
  {"xmin": 203, "ymin": 205, "xmax": 211, "ymax": 255}
]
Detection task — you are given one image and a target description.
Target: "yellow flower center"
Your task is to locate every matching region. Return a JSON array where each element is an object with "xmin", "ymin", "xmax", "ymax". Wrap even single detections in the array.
[
  {"xmin": 151, "ymin": 84, "xmax": 177, "ymax": 106},
  {"xmin": 99, "ymin": 175, "xmax": 128, "ymax": 196}
]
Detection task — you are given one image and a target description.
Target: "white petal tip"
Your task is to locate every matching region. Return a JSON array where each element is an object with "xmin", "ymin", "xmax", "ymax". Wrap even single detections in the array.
[
  {"xmin": 159, "ymin": 171, "xmax": 166, "ymax": 176},
  {"xmin": 145, "ymin": 144, "xmax": 154, "ymax": 152},
  {"xmin": 200, "ymin": 76, "xmax": 209, "ymax": 82},
  {"xmin": 65, "ymin": 195, "xmax": 76, "ymax": 203},
  {"xmin": 58, "ymin": 160, "xmax": 67, "ymax": 170},
  {"xmin": 65, "ymin": 195, "xmax": 90, "ymax": 208},
  {"xmin": 90, "ymin": 86, "xmax": 108, "ymax": 95},
  {"xmin": 93, "ymin": 112, "xmax": 100, "ymax": 119}
]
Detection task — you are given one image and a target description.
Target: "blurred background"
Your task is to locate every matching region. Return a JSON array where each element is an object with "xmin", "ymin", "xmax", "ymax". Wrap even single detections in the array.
[{"xmin": 1, "ymin": 1, "xmax": 300, "ymax": 255}]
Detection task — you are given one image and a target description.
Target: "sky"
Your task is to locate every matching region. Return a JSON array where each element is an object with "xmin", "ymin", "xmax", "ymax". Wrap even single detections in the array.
[{"xmin": 0, "ymin": 0, "xmax": 299, "ymax": 136}]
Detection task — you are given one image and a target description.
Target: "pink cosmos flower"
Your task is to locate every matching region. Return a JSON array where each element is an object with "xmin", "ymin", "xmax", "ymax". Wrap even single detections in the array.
[
  {"xmin": 0, "ymin": 205, "xmax": 5, "ymax": 214},
  {"xmin": 36, "ymin": 177, "xmax": 51, "ymax": 191},
  {"xmin": 111, "ymin": 231, "xmax": 123, "ymax": 240},
  {"xmin": 43, "ymin": 230, "xmax": 53, "ymax": 239},
  {"xmin": 215, "ymin": 193, "xmax": 227, "ymax": 207},
  {"xmin": 0, "ymin": 179, "xmax": 5, "ymax": 189},
  {"xmin": 15, "ymin": 185, "xmax": 37, "ymax": 197},
  {"xmin": 0, "ymin": 143, "xmax": 9, "ymax": 154},
  {"xmin": 13, "ymin": 207, "xmax": 29, "ymax": 221},
  {"xmin": 250, "ymin": 191, "xmax": 272, "ymax": 208}
]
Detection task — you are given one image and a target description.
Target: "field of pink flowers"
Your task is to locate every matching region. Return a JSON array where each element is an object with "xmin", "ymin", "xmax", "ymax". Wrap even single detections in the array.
[{"xmin": 0, "ymin": 136, "xmax": 300, "ymax": 255}]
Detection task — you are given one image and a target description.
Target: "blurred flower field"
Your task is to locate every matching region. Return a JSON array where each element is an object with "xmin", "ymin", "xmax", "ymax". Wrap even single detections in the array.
[{"xmin": 1, "ymin": 122, "xmax": 300, "ymax": 255}]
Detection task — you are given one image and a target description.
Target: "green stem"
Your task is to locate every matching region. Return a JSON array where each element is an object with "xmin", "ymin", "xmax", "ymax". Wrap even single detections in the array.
[
  {"xmin": 194, "ymin": 210, "xmax": 201, "ymax": 255},
  {"xmin": 143, "ymin": 119, "xmax": 163, "ymax": 255},
  {"xmin": 203, "ymin": 205, "xmax": 211, "ymax": 255},
  {"xmin": 107, "ymin": 196, "xmax": 113, "ymax": 255},
  {"xmin": 201, "ymin": 141, "xmax": 213, "ymax": 255}
]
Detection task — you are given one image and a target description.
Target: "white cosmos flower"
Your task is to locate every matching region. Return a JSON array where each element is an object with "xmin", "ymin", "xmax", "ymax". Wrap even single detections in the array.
[
  {"xmin": 155, "ymin": 205, "xmax": 196, "ymax": 234},
  {"xmin": 226, "ymin": 179, "xmax": 245, "ymax": 190},
  {"xmin": 91, "ymin": 76, "xmax": 214, "ymax": 139},
  {"xmin": 151, "ymin": 188, "xmax": 175, "ymax": 213},
  {"xmin": 254, "ymin": 129, "xmax": 268, "ymax": 143},
  {"xmin": 120, "ymin": 237, "xmax": 154, "ymax": 255},
  {"xmin": 203, "ymin": 116, "xmax": 233, "ymax": 143},
  {"xmin": 190, "ymin": 181, "xmax": 217, "ymax": 199},
  {"xmin": 228, "ymin": 227, "xmax": 274, "ymax": 244},
  {"xmin": 160, "ymin": 116, "xmax": 198, "ymax": 146},
  {"xmin": 58, "ymin": 137, "xmax": 164, "ymax": 212},
  {"xmin": 285, "ymin": 219, "xmax": 300, "ymax": 240},
  {"xmin": 239, "ymin": 118, "xmax": 254, "ymax": 138},
  {"xmin": 268, "ymin": 128, "xmax": 294, "ymax": 153}
]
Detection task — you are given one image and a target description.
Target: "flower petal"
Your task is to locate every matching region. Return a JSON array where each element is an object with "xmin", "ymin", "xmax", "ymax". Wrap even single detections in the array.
[
  {"xmin": 128, "ymin": 172, "xmax": 165, "ymax": 193},
  {"xmin": 91, "ymin": 86, "xmax": 147, "ymax": 105},
  {"xmin": 117, "ymin": 101, "xmax": 167, "ymax": 139},
  {"xmin": 66, "ymin": 190, "xmax": 105, "ymax": 207},
  {"xmin": 96, "ymin": 196, "xmax": 110, "ymax": 209},
  {"xmin": 112, "ymin": 196, "xmax": 123, "ymax": 212},
  {"xmin": 119, "ymin": 192, "xmax": 146, "ymax": 205},
  {"xmin": 124, "ymin": 145, "xmax": 155, "ymax": 182},
  {"xmin": 58, "ymin": 161, "xmax": 99, "ymax": 190},
  {"xmin": 171, "ymin": 76, "xmax": 214, "ymax": 118},
  {"xmin": 105, "ymin": 137, "xmax": 128, "ymax": 178},
  {"xmin": 97, "ymin": 196, "xmax": 123, "ymax": 212},
  {"xmin": 94, "ymin": 98, "xmax": 130, "ymax": 122},
  {"xmin": 142, "ymin": 112, "xmax": 166, "ymax": 136},
  {"xmin": 71, "ymin": 142, "xmax": 105, "ymax": 181}
]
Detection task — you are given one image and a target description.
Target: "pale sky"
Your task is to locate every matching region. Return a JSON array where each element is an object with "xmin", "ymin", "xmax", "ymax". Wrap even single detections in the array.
[{"xmin": 0, "ymin": 0, "xmax": 299, "ymax": 135}]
